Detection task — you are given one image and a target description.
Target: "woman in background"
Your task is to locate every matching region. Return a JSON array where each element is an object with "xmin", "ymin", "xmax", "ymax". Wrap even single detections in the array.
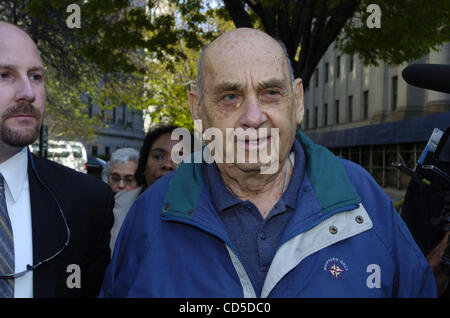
[
  {"xmin": 135, "ymin": 125, "xmax": 181, "ymax": 191},
  {"xmin": 110, "ymin": 125, "xmax": 182, "ymax": 254}
]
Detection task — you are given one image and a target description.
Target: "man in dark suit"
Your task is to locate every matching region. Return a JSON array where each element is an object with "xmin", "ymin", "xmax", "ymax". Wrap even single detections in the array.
[{"xmin": 0, "ymin": 21, "xmax": 114, "ymax": 297}]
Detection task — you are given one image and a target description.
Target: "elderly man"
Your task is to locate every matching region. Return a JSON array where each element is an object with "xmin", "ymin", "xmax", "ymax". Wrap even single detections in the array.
[
  {"xmin": 0, "ymin": 22, "xmax": 114, "ymax": 297},
  {"xmin": 100, "ymin": 28, "xmax": 436, "ymax": 297}
]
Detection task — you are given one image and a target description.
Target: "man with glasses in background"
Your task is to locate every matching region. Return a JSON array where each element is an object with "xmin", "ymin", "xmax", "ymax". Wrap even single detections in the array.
[
  {"xmin": 103, "ymin": 147, "xmax": 139, "ymax": 254},
  {"xmin": 102, "ymin": 148, "xmax": 139, "ymax": 194},
  {"xmin": 0, "ymin": 21, "xmax": 114, "ymax": 298},
  {"xmin": 109, "ymin": 126, "xmax": 185, "ymax": 255}
]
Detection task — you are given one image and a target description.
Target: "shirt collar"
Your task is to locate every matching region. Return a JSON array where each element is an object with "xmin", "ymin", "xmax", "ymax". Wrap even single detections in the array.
[
  {"xmin": 204, "ymin": 161, "xmax": 240, "ymax": 213},
  {"xmin": 283, "ymin": 140, "xmax": 305, "ymax": 209},
  {"xmin": 204, "ymin": 139, "xmax": 305, "ymax": 213},
  {"xmin": 0, "ymin": 147, "xmax": 29, "ymax": 202}
]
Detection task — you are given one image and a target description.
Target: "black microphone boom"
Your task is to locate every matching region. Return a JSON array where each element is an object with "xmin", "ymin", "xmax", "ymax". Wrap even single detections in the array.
[{"xmin": 402, "ymin": 63, "xmax": 450, "ymax": 94}]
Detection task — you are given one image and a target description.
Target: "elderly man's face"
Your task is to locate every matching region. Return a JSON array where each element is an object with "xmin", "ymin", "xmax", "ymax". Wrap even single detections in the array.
[
  {"xmin": 0, "ymin": 24, "xmax": 46, "ymax": 151},
  {"xmin": 189, "ymin": 29, "xmax": 303, "ymax": 174}
]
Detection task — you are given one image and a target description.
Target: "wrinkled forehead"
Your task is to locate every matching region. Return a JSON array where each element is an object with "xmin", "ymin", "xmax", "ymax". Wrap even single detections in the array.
[{"xmin": 203, "ymin": 30, "xmax": 289, "ymax": 83}]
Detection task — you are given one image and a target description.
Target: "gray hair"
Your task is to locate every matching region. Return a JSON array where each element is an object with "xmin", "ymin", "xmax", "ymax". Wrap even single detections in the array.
[
  {"xmin": 195, "ymin": 37, "xmax": 295, "ymax": 98},
  {"xmin": 101, "ymin": 147, "xmax": 140, "ymax": 183}
]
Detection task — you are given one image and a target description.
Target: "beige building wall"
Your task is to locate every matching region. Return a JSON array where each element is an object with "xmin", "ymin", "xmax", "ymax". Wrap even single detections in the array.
[{"xmin": 303, "ymin": 42, "xmax": 450, "ymax": 134}]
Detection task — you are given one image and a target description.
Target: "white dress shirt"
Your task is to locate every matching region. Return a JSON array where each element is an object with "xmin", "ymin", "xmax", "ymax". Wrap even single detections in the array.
[{"xmin": 0, "ymin": 147, "xmax": 33, "ymax": 298}]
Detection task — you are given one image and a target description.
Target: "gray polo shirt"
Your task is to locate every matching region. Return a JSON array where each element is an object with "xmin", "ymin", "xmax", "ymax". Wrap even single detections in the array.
[{"xmin": 203, "ymin": 140, "xmax": 305, "ymax": 295}]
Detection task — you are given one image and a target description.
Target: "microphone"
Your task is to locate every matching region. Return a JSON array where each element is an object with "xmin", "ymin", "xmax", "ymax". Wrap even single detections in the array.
[{"xmin": 401, "ymin": 63, "xmax": 450, "ymax": 94}]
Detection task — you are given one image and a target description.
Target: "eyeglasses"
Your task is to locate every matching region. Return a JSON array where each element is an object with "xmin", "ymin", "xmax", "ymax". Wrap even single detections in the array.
[{"xmin": 109, "ymin": 173, "xmax": 136, "ymax": 185}]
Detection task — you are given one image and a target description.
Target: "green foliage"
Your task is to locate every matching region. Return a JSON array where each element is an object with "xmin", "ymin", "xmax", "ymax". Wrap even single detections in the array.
[
  {"xmin": 43, "ymin": 67, "xmax": 100, "ymax": 143},
  {"xmin": 145, "ymin": 46, "xmax": 197, "ymax": 132},
  {"xmin": 217, "ymin": 0, "xmax": 449, "ymax": 88},
  {"xmin": 144, "ymin": 3, "xmax": 235, "ymax": 132},
  {"xmin": 0, "ymin": 0, "xmax": 212, "ymax": 139},
  {"xmin": 336, "ymin": 0, "xmax": 450, "ymax": 66},
  {"xmin": 3, "ymin": 0, "xmax": 444, "ymax": 140}
]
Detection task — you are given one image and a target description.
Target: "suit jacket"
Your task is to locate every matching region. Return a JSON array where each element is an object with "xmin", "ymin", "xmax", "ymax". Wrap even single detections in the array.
[{"xmin": 28, "ymin": 153, "xmax": 114, "ymax": 298}]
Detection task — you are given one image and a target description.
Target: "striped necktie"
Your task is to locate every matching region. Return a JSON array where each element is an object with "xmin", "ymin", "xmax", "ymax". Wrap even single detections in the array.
[{"xmin": 0, "ymin": 173, "xmax": 14, "ymax": 297}]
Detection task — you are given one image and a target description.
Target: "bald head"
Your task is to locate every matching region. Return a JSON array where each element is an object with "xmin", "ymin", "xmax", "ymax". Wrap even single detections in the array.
[
  {"xmin": 0, "ymin": 22, "xmax": 41, "ymax": 64},
  {"xmin": 0, "ymin": 22, "xmax": 37, "ymax": 46},
  {"xmin": 208, "ymin": 28, "xmax": 278, "ymax": 52},
  {"xmin": 187, "ymin": 27, "xmax": 304, "ymax": 179},
  {"xmin": 0, "ymin": 21, "xmax": 46, "ymax": 161},
  {"xmin": 196, "ymin": 28, "xmax": 294, "ymax": 97}
]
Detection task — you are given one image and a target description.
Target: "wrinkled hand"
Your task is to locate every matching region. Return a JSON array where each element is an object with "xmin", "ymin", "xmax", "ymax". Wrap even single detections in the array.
[{"xmin": 427, "ymin": 231, "xmax": 450, "ymax": 296}]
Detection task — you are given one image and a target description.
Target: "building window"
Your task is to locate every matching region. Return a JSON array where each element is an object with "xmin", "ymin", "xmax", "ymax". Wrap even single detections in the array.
[
  {"xmin": 363, "ymin": 90, "xmax": 369, "ymax": 120},
  {"xmin": 128, "ymin": 112, "xmax": 134, "ymax": 128},
  {"xmin": 87, "ymin": 96, "xmax": 93, "ymax": 118},
  {"xmin": 314, "ymin": 68, "xmax": 319, "ymax": 87},
  {"xmin": 391, "ymin": 76, "xmax": 398, "ymax": 111},
  {"xmin": 324, "ymin": 103, "xmax": 328, "ymax": 126},
  {"xmin": 105, "ymin": 146, "xmax": 110, "ymax": 156},
  {"xmin": 336, "ymin": 56, "xmax": 341, "ymax": 78},
  {"xmin": 121, "ymin": 103, "xmax": 127, "ymax": 125},
  {"xmin": 313, "ymin": 106, "xmax": 318, "ymax": 129},
  {"xmin": 335, "ymin": 100, "xmax": 340, "ymax": 124},
  {"xmin": 92, "ymin": 146, "xmax": 98, "ymax": 156},
  {"xmin": 325, "ymin": 63, "xmax": 329, "ymax": 83},
  {"xmin": 112, "ymin": 107, "xmax": 116, "ymax": 123},
  {"xmin": 348, "ymin": 95, "xmax": 353, "ymax": 122},
  {"xmin": 349, "ymin": 55, "xmax": 354, "ymax": 73}
]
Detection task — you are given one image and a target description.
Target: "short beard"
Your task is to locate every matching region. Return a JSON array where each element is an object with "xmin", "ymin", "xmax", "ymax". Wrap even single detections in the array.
[{"xmin": 0, "ymin": 102, "xmax": 42, "ymax": 147}]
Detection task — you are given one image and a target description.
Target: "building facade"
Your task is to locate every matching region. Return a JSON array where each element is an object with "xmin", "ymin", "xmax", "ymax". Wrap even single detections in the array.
[
  {"xmin": 85, "ymin": 101, "xmax": 145, "ymax": 158},
  {"xmin": 302, "ymin": 42, "xmax": 450, "ymax": 190}
]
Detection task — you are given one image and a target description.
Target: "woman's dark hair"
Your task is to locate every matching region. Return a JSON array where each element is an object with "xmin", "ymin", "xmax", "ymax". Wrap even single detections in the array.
[{"xmin": 135, "ymin": 124, "xmax": 179, "ymax": 188}]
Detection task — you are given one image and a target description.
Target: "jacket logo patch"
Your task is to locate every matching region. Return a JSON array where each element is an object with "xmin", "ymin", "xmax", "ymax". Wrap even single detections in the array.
[{"xmin": 324, "ymin": 258, "xmax": 349, "ymax": 280}]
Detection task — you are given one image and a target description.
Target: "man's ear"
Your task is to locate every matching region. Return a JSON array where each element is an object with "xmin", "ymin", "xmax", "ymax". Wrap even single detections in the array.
[
  {"xmin": 188, "ymin": 90, "xmax": 202, "ymax": 121},
  {"xmin": 293, "ymin": 78, "xmax": 304, "ymax": 125}
]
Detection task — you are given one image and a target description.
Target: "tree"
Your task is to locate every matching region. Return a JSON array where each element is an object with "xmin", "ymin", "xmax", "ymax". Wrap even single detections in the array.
[
  {"xmin": 0, "ymin": 0, "xmax": 212, "ymax": 140},
  {"xmin": 144, "ymin": 1, "xmax": 235, "ymax": 131},
  {"xmin": 3, "ymin": 0, "xmax": 446, "ymax": 138},
  {"xmin": 220, "ymin": 0, "xmax": 450, "ymax": 89}
]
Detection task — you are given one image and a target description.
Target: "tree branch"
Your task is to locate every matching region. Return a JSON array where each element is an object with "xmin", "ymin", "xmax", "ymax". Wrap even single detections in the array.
[
  {"xmin": 300, "ymin": 0, "xmax": 361, "ymax": 88},
  {"xmin": 292, "ymin": 0, "xmax": 306, "ymax": 38},
  {"xmin": 275, "ymin": 0, "xmax": 290, "ymax": 45},
  {"xmin": 312, "ymin": 0, "xmax": 361, "ymax": 66},
  {"xmin": 295, "ymin": 0, "xmax": 314, "ymax": 82},
  {"xmin": 223, "ymin": 0, "xmax": 253, "ymax": 28},
  {"xmin": 244, "ymin": 0, "xmax": 276, "ymax": 36}
]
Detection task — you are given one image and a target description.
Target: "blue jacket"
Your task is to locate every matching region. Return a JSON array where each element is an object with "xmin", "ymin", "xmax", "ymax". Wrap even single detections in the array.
[{"xmin": 99, "ymin": 132, "xmax": 437, "ymax": 298}]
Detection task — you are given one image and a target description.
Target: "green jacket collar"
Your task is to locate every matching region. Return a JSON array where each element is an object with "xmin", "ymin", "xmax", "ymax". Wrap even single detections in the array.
[{"xmin": 161, "ymin": 130, "xmax": 361, "ymax": 218}]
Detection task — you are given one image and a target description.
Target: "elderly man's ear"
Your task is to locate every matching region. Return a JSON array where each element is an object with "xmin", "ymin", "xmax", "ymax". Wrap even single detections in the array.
[
  {"xmin": 293, "ymin": 78, "xmax": 304, "ymax": 125},
  {"xmin": 188, "ymin": 90, "xmax": 202, "ymax": 121}
]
